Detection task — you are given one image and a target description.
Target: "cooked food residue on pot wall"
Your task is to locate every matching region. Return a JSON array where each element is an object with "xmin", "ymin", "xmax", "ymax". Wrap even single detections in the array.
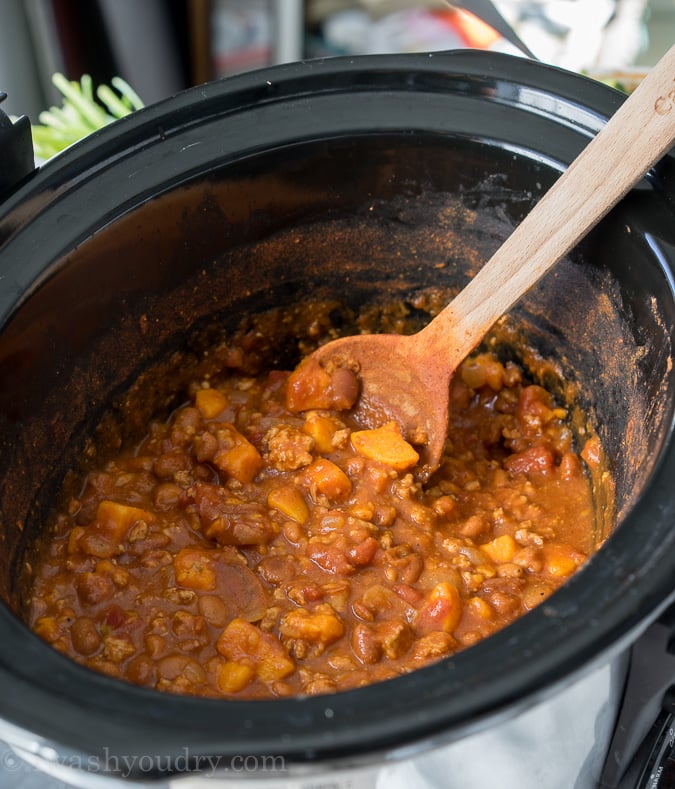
[{"xmin": 27, "ymin": 299, "xmax": 610, "ymax": 699}]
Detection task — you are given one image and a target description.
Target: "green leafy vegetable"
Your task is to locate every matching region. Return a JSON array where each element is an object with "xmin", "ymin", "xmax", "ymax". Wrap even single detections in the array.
[{"xmin": 31, "ymin": 73, "xmax": 144, "ymax": 160}]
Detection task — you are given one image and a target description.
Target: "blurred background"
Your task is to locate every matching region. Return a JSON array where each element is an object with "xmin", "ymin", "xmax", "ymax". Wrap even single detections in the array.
[{"xmin": 1, "ymin": 0, "xmax": 674, "ymax": 122}]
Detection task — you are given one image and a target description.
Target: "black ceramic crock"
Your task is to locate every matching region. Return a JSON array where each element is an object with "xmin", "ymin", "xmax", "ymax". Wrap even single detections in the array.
[{"xmin": 0, "ymin": 51, "xmax": 673, "ymax": 787}]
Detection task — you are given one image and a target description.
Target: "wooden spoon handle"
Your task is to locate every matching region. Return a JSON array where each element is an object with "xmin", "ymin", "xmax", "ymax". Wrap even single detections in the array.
[{"xmin": 425, "ymin": 45, "xmax": 675, "ymax": 361}]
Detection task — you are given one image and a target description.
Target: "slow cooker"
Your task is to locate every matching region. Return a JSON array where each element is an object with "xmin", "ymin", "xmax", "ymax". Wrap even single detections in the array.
[{"xmin": 0, "ymin": 50, "xmax": 673, "ymax": 789}]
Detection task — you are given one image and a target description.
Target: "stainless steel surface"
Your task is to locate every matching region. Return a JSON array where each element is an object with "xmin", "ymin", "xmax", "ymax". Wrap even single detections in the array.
[
  {"xmin": 0, "ymin": 651, "xmax": 629, "ymax": 788},
  {"xmin": 0, "ymin": 741, "xmax": 71, "ymax": 788}
]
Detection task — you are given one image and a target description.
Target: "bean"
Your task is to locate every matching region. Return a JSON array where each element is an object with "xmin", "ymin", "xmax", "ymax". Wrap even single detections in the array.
[
  {"xmin": 283, "ymin": 521, "xmax": 303, "ymax": 544},
  {"xmin": 154, "ymin": 453, "xmax": 191, "ymax": 480},
  {"xmin": 513, "ymin": 546, "xmax": 543, "ymax": 573},
  {"xmin": 198, "ymin": 595, "xmax": 229, "ymax": 628},
  {"xmin": 75, "ymin": 572, "xmax": 115, "ymax": 605},
  {"xmin": 351, "ymin": 623, "xmax": 381, "ymax": 665},
  {"xmin": 459, "ymin": 515, "xmax": 488, "ymax": 539},
  {"xmin": 126, "ymin": 654, "xmax": 157, "ymax": 685},
  {"xmin": 70, "ymin": 616, "xmax": 101, "ymax": 656},
  {"xmin": 173, "ymin": 407, "xmax": 202, "ymax": 433},
  {"xmin": 504, "ymin": 445, "xmax": 555, "ymax": 475},
  {"xmin": 496, "ymin": 563, "xmax": 524, "ymax": 578},
  {"xmin": 157, "ymin": 654, "xmax": 206, "ymax": 684},
  {"xmin": 78, "ymin": 532, "xmax": 120, "ymax": 559},
  {"xmin": 346, "ymin": 537, "xmax": 379, "ymax": 567},
  {"xmin": 257, "ymin": 555, "xmax": 296, "ymax": 584},
  {"xmin": 522, "ymin": 584, "xmax": 554, "ymax": 610},
  {"xmin": 329, "ymin": 367, "xmax": 359, "ymax": 410},
  {"xmin": 385, "ymin": 547, "xmax": 423, "ymax": 585},
  {"xmin": 488, "ymin": 591, "xmax": 521, "ymax": 616},
  {"xmin": 145, "ymin": 634, "xmax": 166, "ymax": 658},
  {"xmin": 194, "ymin": 431, "xmax": 218, "ymax": 463},
  {"xmin": 559, "ymin": 452, "xmax": 582, "ymax": 480},
  {"xmin": 153, "ymin": 483, "xmax": 184, "ymax": 510},
  {"xmin": 304, "ymin": 676, "xmax": 338, "ymax": 695}
]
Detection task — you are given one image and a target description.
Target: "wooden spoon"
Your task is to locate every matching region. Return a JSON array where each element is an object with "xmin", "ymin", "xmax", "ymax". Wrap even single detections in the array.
[{"xmin": 291, "ymin": 46, "xmax": 675, "ymax": 479}]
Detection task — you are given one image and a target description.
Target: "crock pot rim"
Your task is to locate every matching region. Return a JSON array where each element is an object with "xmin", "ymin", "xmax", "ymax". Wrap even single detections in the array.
[{"xmin": 0, "ymin": 49, "xmax": 627, "ymax": 234}]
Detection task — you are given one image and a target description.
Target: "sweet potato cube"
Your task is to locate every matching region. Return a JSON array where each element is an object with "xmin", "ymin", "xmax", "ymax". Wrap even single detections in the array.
[
  {"xmin": 195, "ymin": 388, "xmax": 228, "ymax": 419},
  {"xmin": 279, "ymin": 605, "xmax": 344, "ymax": 648},
  {"xmin": 460, "ymin": 354, "xmax": 505, "ymax": 391},
  {"xmin": 93, "ymin": 500, "xmax": 155, "ymax": 545},
  {"xmin": 267, "ymin": 485, "xmax": 309, "ymax": 524},
  {"xmin": 351, "ymin": 421, "xmax": 419, "ymax": 471},
  {"xmin": 303, "ymin": 458, "xmax": 352, "ymax": 501},
  {"xmin": 213, "ymin": 428, "xmax": 263, "ymax": 484},
  {"xmin": 302, "ymin": 412, "xmax": 343, "ymax": 454},
  {"xmin": 286, "ymin": 358, "xmax": 333, "ymax": 411},
  {"xmin": 541, "ymin": 544, "xmax": 586, "ymax": 578},
  {"xmin": 481, "ymin": 534, "xmax": 517, "ymax": 564},
  {"xmin": 217, "ymin": 660, "xmax": 254, "ymax": 693},
  {"xmin": 173, "ymin": 547, "xmax": 217, "ymax": 591},
  {"xmin": 468, "ymin": 596, "xmax": 493, "ymax": 620},
  {"xmin": 217, "ymin": 618, "xmax": 294, "ymax": 681},
  {"xmin": 33, "ymin": 616, "xmax": 60, "ymax": 644},
  {"xmin": 67, "ymin": 526, "xmax": 86, "ymax": 555},
  {"xmin": 417, "ymin": 582, "xmax": 462, "ymax": 634}
]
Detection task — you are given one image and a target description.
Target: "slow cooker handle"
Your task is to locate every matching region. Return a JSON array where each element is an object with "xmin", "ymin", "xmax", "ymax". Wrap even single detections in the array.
[
  {"xmin": 601, "ymin": 601, "xmax": 675, "ymax": 787},
  {"xmin": 0, "ymin": 92, "xmax": 36, "ymax": 202}
]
